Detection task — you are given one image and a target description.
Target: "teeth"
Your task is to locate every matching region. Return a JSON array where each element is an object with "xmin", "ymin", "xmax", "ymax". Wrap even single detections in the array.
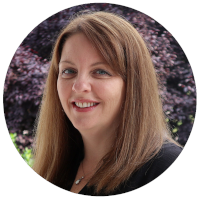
[
  {"xmin": 78, "ymin": 102, "xmax": 82, "ymax": 108},
  {"xmin": 75, "ymin": 102, "xmax": 97, "ymax": 108}
]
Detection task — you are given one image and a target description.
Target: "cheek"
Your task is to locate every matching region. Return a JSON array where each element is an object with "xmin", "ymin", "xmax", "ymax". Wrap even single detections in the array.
[
  {"xmin": 96, "ymin": 79, "xmax": 125, "ymax": 109},
  {"xmin": 57, "ymin": 80, "xmax": 71, "ymax": 105}
]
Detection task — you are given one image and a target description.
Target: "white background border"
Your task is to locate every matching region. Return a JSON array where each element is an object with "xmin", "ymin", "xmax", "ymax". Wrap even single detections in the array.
[{"xmin": 1, "ymin": 1, "xmax": 199, "ymax": 199}]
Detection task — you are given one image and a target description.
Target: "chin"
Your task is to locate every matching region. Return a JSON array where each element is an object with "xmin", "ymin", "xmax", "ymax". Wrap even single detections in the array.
[{"xmin": 71, "ymin": 119, "xmax": 97, "ymax": 132}]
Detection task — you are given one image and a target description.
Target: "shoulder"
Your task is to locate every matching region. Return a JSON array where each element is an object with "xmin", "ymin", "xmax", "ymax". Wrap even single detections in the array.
[
  {"xmin": 151, "ymin": 142, "xmax": 182, "ymax": 168},
  {"xmin": 134, "ymin": 142, "xmax": 182, "ymax": 185},
  {"xmin": 115, "ymin": 142, "xmax": 182, "ymax": 194},
  {"xmin": 144, "ymin": 142, "xmax": 182, "ymax": 178},
  {"xmin": 157, "ymin": 142, "xmax": 182, "ymax": 159}
]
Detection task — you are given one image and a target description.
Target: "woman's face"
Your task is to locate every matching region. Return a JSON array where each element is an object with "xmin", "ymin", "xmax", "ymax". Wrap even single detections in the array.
[{"xmin": 57, "ymin": 33, "xmax": 125, "ymax": 135}]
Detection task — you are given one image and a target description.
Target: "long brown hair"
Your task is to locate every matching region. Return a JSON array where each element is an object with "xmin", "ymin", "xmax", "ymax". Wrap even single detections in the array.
[{"xmin": 33, "ymin": 11, "xmax": 176, "ymax": 194}]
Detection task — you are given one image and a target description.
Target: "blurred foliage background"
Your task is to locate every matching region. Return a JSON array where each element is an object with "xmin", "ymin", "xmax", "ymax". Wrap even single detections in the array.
[{"xmin": 4, "ymin": 3, "xmax": 196, "ymax": 160}]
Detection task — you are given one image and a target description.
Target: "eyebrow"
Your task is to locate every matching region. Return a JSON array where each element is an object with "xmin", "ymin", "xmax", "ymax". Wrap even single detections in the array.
[
  {"xmin": 90, "ymin": 61, "xmax": 108, "ymax": 67},
  {"xmin": 59, "ymin": 60, "xmax": 108, "ymax": 67},
  {"xmin": 59, "ymin": 60, "xmax": 75, "ymax": 66}
]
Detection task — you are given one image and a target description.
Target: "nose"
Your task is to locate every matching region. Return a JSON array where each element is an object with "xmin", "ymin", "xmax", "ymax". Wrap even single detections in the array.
[{"xmin": 72, "ymin": 75, "xmax": 91, "ymax": 93}]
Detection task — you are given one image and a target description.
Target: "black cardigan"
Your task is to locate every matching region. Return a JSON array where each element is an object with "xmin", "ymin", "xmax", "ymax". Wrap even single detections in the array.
[{"xmin": 77, "ymin": 143, "xmax": 182, "ymax": 196}]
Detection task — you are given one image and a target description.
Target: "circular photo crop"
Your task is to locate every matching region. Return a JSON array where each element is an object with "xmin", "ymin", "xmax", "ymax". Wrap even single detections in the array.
[{"xmin": 3, "ymin": 3, "xmax": 196, "ymax": 197}]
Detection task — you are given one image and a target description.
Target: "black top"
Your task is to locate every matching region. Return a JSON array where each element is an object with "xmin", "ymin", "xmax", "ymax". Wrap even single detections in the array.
[{"xmin": 77, "ymin": 143, "xmax": 182, "ymax": 196}]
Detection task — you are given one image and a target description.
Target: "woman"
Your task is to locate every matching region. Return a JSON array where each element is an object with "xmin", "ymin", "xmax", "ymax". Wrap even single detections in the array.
[{"xmin": 33, "ymin": 11, "xmax": 182, "ymax": 195}]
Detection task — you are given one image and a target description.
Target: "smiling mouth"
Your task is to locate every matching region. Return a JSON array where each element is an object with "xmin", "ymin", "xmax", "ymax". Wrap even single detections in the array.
[{"xmin": 73, "ymin": 102, "xmax": 99, "ymax": 108}]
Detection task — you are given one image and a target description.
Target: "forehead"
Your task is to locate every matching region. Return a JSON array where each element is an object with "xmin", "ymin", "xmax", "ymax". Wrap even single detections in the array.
[{"xmin": 60, "ymin": 33, "xmax": 106, "ymax": 64}]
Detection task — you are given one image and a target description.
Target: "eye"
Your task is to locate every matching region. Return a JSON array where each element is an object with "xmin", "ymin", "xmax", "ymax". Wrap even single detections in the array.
[
  {"xmin": 61, "ymin": 68, "xmax": 77, "ymax": 78},
  {"xmin": 94, "ymin": 69, "xmax": 111, "ymax": 76},
  {"xmin": 62, "ymin": 69, "xmax": 76, "ymax": 74}
]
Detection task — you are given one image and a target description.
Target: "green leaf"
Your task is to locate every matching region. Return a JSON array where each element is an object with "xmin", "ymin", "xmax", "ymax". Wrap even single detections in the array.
[
  {"xmin": 177, "ymin": 120, "xmax": 182, "ymax": 126},
  {"xmin": 9, "ymin": 133, "xmax": 20, "ymax": 152},
  {"xmin": 172, "ymin": 127, "xmax": 178, "ymax": 133}
]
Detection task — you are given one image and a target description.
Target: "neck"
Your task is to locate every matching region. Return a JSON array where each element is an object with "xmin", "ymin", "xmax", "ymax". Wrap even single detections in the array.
[{"xmin": 80, "ymin": 126, "xmax": 116, "ymax": 168}]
